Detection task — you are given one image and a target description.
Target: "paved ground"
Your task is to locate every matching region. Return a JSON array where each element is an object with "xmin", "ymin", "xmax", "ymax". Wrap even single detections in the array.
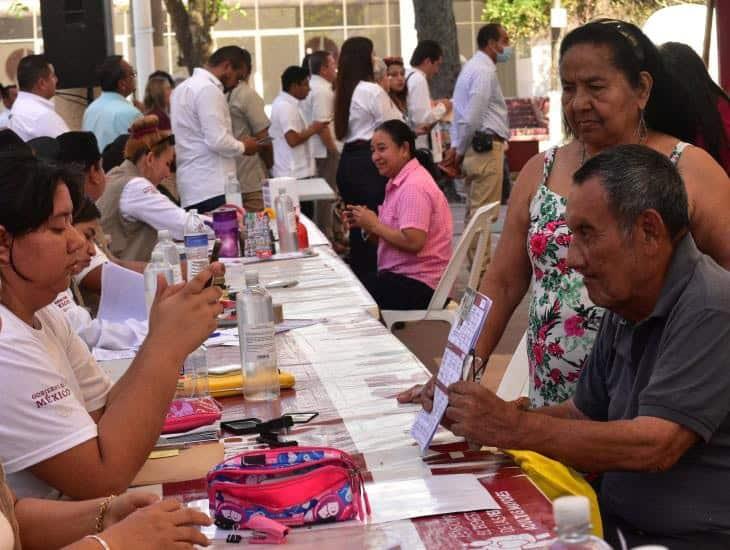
[{"xmin": 390, "ymin": 182, "xmax": 530, "ymax": 391}]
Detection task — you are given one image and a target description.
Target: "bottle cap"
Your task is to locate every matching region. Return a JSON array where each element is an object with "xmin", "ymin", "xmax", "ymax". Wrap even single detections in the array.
[
  {"xmin": 158, "ymin": 229, "xmax": 171, "ymax": 240},
  {"xmin": 150, "ymin": 251, "xmax": 165, "ymax": 263},
  {"xmin": 552, "ymin": 496, "xmax": 590, "ymax": 530},
  {"xmin": 245, "ymin": 271, "xmax": 259, "ymax": 286}
]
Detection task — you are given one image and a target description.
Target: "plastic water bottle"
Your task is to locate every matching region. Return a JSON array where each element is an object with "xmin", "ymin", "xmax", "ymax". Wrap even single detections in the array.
[
  {"xmin": 144, "ymin": 251, "xmax": 173, "ymax": 313},
  {"xmin": 549, "ymin": 496, "xmax": 612, "ymax": 549},
  {"xmin": 177, "ymin": 345, "xmax": 209, "ymax": 399},
  {"xmin": 224, "ymin": 173, "xmax": 243, "ymax": 208},
  {"xmin": 153, "ymin": 229, "xmax": 183, "ymax": 284},
  {"xmin": 274, "ymin": 188, "xmax": 299, "ymax": 254},
  {"xmin": 237, "ymin": 271, "xmax": 279, "ymax": 401},
  {"xmin": 184, "ymin": 208, "xmax": 209, "ymax": 280}
]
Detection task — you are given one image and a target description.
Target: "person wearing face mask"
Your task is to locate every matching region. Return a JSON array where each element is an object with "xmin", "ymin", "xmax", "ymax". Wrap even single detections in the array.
[
  {"xmin": 97, "ymin": 115, "xmax": 195, "ymax": 262},
  {"xmin": 171, "ymin": 46, "xmax": 260, "ymax": 212},
  {"xmin": 345, "ymin": 120, "xmax": 452, "ymax": 310},
  {"xmin": 443, "ymin": 23, "xmax": 511, "ymax": 276}
]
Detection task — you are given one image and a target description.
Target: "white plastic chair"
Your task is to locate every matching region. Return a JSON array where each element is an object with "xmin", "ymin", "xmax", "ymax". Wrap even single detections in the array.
[
  {"xmin": 381, "ymin": 201, "xmax": 501, "ymax": 330},
  {"xmin": 495, "ymin": 331, "xmax": 530, "ymax": 401}
]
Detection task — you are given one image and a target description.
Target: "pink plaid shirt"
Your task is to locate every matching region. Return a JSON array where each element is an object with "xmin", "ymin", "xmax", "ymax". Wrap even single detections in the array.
[{"xmin": 377, "ymin": 158, "xmax": 453, "ymax": 289}]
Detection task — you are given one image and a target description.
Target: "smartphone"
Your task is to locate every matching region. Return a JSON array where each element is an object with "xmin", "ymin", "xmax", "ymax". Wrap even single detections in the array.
[
  {"xmin": 221, "ymin": 418, "xmax": 263, "ymax": 435},
  {"xmin": 204, "ymin": 239, "xmax": 222, "ymax": 288}
]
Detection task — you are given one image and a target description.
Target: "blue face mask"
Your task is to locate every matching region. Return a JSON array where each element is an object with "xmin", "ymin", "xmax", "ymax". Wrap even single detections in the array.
[{"xmin": 496, "ymin": 46, "xmax": 513, "ymax": 63}]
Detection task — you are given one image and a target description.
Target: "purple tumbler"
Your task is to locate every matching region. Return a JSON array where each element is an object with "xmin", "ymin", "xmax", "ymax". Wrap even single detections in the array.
[{"xmin": 212, "ymin": 208, "xmax": 240, "ymax": 257}]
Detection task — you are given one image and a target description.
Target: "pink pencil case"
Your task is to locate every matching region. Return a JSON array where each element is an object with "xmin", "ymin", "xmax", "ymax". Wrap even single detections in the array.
[
  {"xmin": 207, "ymin": 447, "xmax": 370, "ymax": 530},
  {"xmin": 162, "ymin": 396, "xmax": 222, "ymax": 434}
]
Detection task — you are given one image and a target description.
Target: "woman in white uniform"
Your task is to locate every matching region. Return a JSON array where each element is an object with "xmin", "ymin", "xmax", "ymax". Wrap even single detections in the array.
[{"xmin": 97, "ymin": 115, "xmax": 189, "ymax": 262}]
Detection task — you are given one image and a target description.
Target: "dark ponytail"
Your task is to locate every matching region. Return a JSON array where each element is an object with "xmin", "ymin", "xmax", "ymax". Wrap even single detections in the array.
[{"xmin": 374, "ymin": 119, "xmax": 440, "ymax": 181}]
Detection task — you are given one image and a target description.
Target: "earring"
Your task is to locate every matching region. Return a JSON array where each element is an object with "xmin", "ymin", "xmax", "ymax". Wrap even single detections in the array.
[{"xmin": 636, "ymin": 109, "xmax": 648, "ymax": 144}]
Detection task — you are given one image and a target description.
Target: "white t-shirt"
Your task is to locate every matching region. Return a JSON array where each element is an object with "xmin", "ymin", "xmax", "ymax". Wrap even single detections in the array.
[
  {"xmin": 8, "ymin": 91, "xmax": 69, "ymax": 141},
  {"xmin": 406, "ymin": 68, "xmax": 444, "ymax": 162},
  {"xmin": 301, "ymin": 75, "xmax": 335, "ymax": 159},
  {"xmin": 270, "ymin": 92, "xmax": 315, "ymax": 178},
  {"xmin": 0, "ymin": 304, "xmax": 113, "ymax": 499},
  {"xmin": 120, "ymin": 177, "xmax": 188, "ymax": 241},
  {"xmin": 345, "ymin": 81, "xmax": 404, "ymax": 143},
  {"xmin": 53, "ymin": 289, "xmax": 147, "ymax": 351},
  {"xmin": 72, "ymin": 244, "xmax": 109, "ymax": 287}
]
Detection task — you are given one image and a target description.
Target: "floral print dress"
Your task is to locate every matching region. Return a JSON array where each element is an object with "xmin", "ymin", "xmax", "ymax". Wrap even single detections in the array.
[{"xmin": 526, "ymin": 147, "xmax": 603, "ymax": 407}]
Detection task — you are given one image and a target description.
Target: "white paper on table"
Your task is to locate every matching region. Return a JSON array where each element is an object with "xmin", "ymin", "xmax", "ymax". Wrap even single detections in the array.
[
  {"xmin": 411, "ymin": 291, "xmax": 492, "ymax": 454},
  {"xmin": 366, "ymin": 474, "xmax": 499, "ymax": 524},
  {"xmin": 98, "ymin": 262, "xmax": 147, "ymax": 322}
]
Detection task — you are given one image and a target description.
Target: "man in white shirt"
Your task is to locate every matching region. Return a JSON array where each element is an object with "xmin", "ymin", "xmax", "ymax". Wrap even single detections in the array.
[
  {"xmin": 0, "ymin": 84, "xmax": 17, "ymax": 128},
  {"xmin": 171, "ymin": 46, "xmax": 259, "ymax": 212},
  {"xmin": 270, "ymin": 66, "xmax": 326, "ymax": 179},
  {"xmin": 445, "ymin": 23, "xmax": 511, "ymax": 273},
  {"xmin": 406, "ymin": 40, "xmax": 450, "ymax": 163},
  {"xmin": 9, "ymin": 54, "xmax": 69, "ymax": 141}
]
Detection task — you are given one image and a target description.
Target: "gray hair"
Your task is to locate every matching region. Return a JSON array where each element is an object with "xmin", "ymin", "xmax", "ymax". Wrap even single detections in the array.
[
  {"xmin": 572, "ymin": 144, "xmax": 689, "ymax": 238},
  {"xmin": 373, "ymin": 57, "xmax": 387, "ymax": 82}
]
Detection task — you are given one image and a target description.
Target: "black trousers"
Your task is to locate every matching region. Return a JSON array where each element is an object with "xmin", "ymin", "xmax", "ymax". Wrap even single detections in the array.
[
  {"xmin": 336, "ymin": 141, "xmax": 387, "ymax": 280},
  {"xmin": 362, "ymin": 270, "xmax": 434, "ymax": 311},
  {"xmin": 602, "ymin": 511, "xmax": 730, "ymax": 550}
]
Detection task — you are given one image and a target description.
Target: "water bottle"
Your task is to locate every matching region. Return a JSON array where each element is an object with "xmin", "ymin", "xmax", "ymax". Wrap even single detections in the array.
[
  {"xmin": 144, "ymin": 251, "xmax": 173, "ymax": 313},
  {"xmin": 549, "ymin": 496, "xmax": 612, "ymax": 549},
  {"xmin": 177, "ymin": 345, "xmax": 209, "ymax": 399},
  {"xmin": 274, "ymin": 188, "xmax": 299, "ymax": 254},
  {"xmin": 224, "ymin": 173, "xmax": 243, "ymax": 209},
  {"xmin": 184, "ymin": 208, "xmax": 209, "ymax": 280},
  {"xmin": 153, "ymin": 229, "xmax": 183, "ymax": 284},
  {"xmin": 237, "ymin": 271, "xmax": 279, "ymax": 401}
]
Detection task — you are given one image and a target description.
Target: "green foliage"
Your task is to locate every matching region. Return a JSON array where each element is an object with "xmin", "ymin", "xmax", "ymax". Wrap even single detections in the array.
[
  {"xmin": 481, "ymin": 0, "xmax": 705, "ymax": 42},
  {"xmin": 8, "ymin": 1, "xmax": 29, "ymax": 17}
]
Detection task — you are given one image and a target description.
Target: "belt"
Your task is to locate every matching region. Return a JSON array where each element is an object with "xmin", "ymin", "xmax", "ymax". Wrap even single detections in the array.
[
  {"xmin": 481, "ymin": 133, "xmax": 505, "ymax": 142},
  {"xmin": 343, "ymin": 140, "xmax": 371, "ymax": 152}
]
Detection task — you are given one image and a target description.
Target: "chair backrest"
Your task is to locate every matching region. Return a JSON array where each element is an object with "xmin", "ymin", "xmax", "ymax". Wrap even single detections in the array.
[
  {"xmin": 496, "ymin": 330, "xmax": 530, "ymax": 400},
  {"xmin": 426, "ymin": 201, "xmax": 501, "ymax": 311}
]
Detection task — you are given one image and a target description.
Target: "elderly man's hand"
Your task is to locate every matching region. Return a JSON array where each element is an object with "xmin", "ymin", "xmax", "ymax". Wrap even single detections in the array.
[{"xmin": 445, "ymin": 381, "xmax": 522, "ymax": 448}]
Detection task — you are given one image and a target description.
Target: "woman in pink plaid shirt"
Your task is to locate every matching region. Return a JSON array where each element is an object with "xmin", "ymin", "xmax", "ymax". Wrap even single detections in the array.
[{"xmin": 345, "ymin": 120, "xmax": 453, "ymax": 310}]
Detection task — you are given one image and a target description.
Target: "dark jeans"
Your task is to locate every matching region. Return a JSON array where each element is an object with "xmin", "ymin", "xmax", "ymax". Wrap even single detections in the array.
[
  {"xmin": 186, "ymin": 194, "xmax": 226, "ymax": 213},
  {"xmin": 336, "ymin": 141, "xmax": 387, "ymax": 280},
  {"xmin": 602, "ymin": 511, "xmax": 730, "ymax": 550},
  {"xmin": 362, "ymin": 270, "xmax": 434, "ymax": 311}
]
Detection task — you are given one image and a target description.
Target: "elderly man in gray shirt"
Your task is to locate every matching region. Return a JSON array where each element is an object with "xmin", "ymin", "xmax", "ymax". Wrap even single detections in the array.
[{"xmin": 419, "ymin": 145, "xmax": 730, "ymax": 549}]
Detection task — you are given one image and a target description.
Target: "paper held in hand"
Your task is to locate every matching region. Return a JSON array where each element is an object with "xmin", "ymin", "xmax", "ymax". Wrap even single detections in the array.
[{"xmin": 410, "ymin": 288, "xmax": 492, "ymax": 454}]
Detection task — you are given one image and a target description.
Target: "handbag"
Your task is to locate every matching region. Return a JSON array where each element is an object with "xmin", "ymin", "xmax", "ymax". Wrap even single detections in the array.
[
  {"xmin": 207, "ymin": 447, "xmax": 370, "ymax": 530},
  {"xmin": 161, "ymin": 396, "xmax": 222, "ymax": 434}
]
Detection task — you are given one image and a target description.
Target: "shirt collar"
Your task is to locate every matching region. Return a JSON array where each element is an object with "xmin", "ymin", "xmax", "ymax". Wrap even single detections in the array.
[
  {"xmin": 194, "ymin": 67, "xmax": 223, "ymax": 91},
  {"xmin": 17, "ymin": 90, "xmax": 54, "ymax": 109},
  {"xmin": 277, "ymin": 91, "xmax": 299, "ymax": 106},
  {"xmin": 475, "ymin": 49, "xmax": 496, "ymax": 68},
  {"xmin": 310, "ymin": 74, "xmax": 328, "ymax": 87},
  {"xmin": 646, "ymin": 233, "xmax": 701, "ymax": 320},
  {"xmin": 387, "ymin": 158, "xmax": 420, "ymax": 189},
  {"xmin": 100, "ymin": 91, "xmax": 126, "ymax": 101}
]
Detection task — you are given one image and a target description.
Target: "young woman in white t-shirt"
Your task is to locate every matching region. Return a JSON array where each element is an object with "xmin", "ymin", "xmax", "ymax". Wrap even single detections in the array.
[
  {"xmin": 334, "ymin": 36, "xmax": 404, "ymax": 280},
  {"xmin": 0, "ymin": 146, "xmax": 224, "ymax": 505}
]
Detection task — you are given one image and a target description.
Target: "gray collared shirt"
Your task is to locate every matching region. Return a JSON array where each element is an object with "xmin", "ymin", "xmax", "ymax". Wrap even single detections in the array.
[
  {"xmin": 574, "ymin": 234, "xmax": 730, "ymax": 539},
  {"xmin": 449, "ymin": 50, "xmax": 509, "ymax": 155}
]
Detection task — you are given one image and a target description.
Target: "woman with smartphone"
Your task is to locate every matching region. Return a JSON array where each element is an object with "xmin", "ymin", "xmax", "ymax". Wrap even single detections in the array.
[
  {"xmin": 97, "ymin": 115, "xmax": 201, "ymax": 262},
  {"xmin": 334, "ymin": 37, "xmax": 404, "ymax": 280},
  {"xmin": 345, "ymin": 120, "xmax": 452, "ymax": 310}
]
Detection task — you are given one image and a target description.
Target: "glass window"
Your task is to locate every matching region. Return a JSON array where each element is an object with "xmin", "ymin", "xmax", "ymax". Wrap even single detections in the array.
[
  {"xmin": 259, "ymin": 6, "xmax": 301, "ymax": 29},
  {"xmin": 388, "ymin": 2, "xmax": 400, "ymax": 25},
  {"xmin": 0, "ymin": 14, "xmax": 33, "ymax": 39},
  {"xmin": 213, "ymin": 9, "xmax": 255, "ymax": 31},
  {"xmin": 388, "ymin": 27, "xmax": 401, "ymax": 58},
  {"xmin": 304, "ymin": 4, "xmax": 344, "ymax": 28},
  {"xmin": 453, "ymin": 1, "xmax": 472, "ymax": 23},
  {"xmin": 0, "ymin": 43, "xmax": 34, "ymax": 83},
  {"xmin": 213, "ymin": 36, "xmax": 257, "ymax": 60},
  {"xmin": 304, "ymin": 30, "xmax": 344, "ymax": 61},
  {"xmin": 112, "ymin": 7, "xmax": 129, "ymax": 35},
  {"xmin": 260, "ymin": 34, "xmax": 301, "ymax": 104},
  {"xmin": 346, "ymin": 0, "xmax": 387, "ymax": 26},
  {"xmin": 352, "ymin": 27, "xmax": 387, "ymax": 58}
]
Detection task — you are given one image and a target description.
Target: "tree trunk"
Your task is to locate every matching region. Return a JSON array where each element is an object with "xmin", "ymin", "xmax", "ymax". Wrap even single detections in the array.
[
  {"xmin": 412, "ymin": 0, "xmax": 460, "ymax": 98},
  {"xmin": 162, "ymin": 0, "xmax": 218, "ymax": 74}
]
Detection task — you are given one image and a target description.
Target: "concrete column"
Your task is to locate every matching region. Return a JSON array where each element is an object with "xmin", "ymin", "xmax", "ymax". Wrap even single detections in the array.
[
  {"xmin": 132, "ymin": 0, "xmax": 155, "ymax": 97},
  {"xmin": 399, "ymin": 0, "xmax": 417, "ymax": 62}
]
